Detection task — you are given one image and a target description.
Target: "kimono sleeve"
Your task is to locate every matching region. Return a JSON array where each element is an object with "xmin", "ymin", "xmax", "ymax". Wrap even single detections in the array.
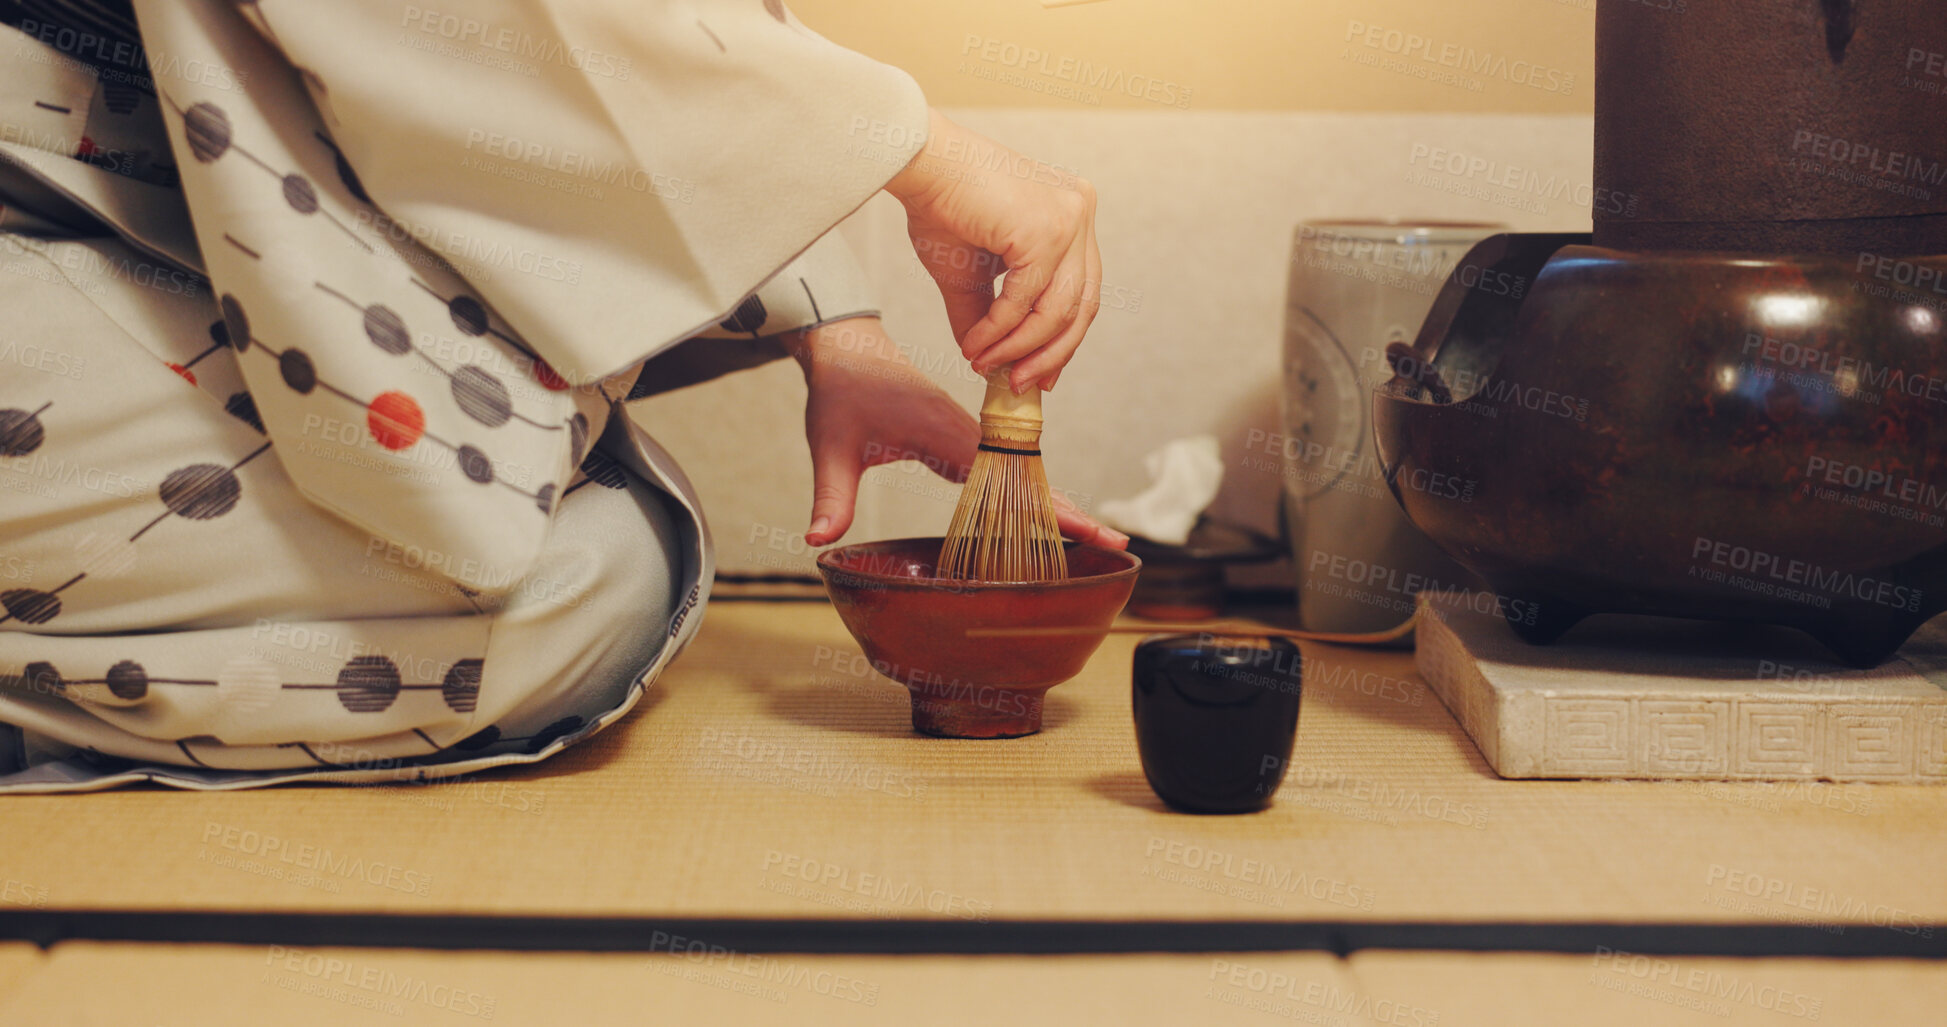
[
  {"xmin": 238, "ymin": 0, "xmax": 929, "ymax": 383},
  {"xmin": 127, "ymin": 0, "xmax": 924, "ymax": 596},
  {"xmin": 626, "ymin": 227, "xmax": 880, "ymax": 398}
]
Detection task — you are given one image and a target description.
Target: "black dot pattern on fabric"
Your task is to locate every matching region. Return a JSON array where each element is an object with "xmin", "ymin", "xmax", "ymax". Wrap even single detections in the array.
[
  {"xmin": 105, "ymin": 660, "xmax": 148, "ymax": 700},
  {"xmin": 279, "ymin": 347, "xmax": 317, "ymax": 393},
  {"xmin": 526, "ymin": 715, "xmax": 584, "ymax": 754},
  {"xmin": 0, "ymin": 408, "xmax": 45, "ymax": 456},
  {"xmin": 535, "ymin": 482, "xmax": 555, "ymax": 514},
  {"xmin": 362, "ymin": 304, "xmax": 410, "ymax": 355},
  {"xmin": 1, "ymin": 589, "xmax": 61, "ymax": 624},
  {"xmin": 159, "ymin": 464, "xmax": 242, "ymax": 520},
  {"xmin": 455, "ymin": 725, "xmax": 500, "ymax": 750},
  {"xmin": 448, "ymin": 295, "xmax": 488, "ymax": 336},
  {"xmin": 441, "ymin": 658, "xmax": 484, "ymax": 713},
  {"xmin": 281, "ymin": 173, "xmax": 318, "ymax": 214},
  {"xmin": 225, "ymin": 391, "xmax": 266, "ymax": 433},
  {"xmin": 336, "ymin": 655, "xmax": 401, "ymax": 713},
  {"xmin": 208, "ymin": 319, "xmax": 229, "ymax": 349},
  {"xmin": 457, "ymin": 444, "xmax": 493, "ymax": 484},
  {"xmin": 22, "ymin": 661, "xmax": 61, "ymax": 694},
  {"xmin": 219, "ymin": 294, "xmax": 250, "ymax": 350},
  {"xmin": 580, "ymin": 449, "xmax": 627, "ymax": 489},
  {"xmin": 718, "ymin": 294, "xmax": 767, "ymax": 335},
  {"xmin": 450, "ymin": 366, "xmax": 511, "ymax": 426},
  {"xmin": 184, "ymin": 102, "xmax": 231, "ymax": 162}
]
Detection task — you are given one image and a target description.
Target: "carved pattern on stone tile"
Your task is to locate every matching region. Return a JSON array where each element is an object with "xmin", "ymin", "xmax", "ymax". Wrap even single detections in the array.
[{"xmin": 1539, "ymin": 697, "xmax": 1947, "ymax": 779}]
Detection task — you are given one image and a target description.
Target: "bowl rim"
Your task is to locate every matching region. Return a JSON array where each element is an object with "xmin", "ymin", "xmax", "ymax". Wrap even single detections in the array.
[{"xmin": 816, "ymin": 536, "xmax": 1142, "ymax": 590}]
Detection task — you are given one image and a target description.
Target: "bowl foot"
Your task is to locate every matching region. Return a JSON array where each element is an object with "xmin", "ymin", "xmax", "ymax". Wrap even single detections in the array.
[{"xmin": 908, "ymin": 685, "xmax": 1047, "ymax": 739}]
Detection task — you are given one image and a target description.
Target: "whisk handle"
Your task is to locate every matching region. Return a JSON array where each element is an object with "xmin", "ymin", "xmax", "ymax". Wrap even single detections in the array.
[{"xmin": 979, "ymin": 368, "xmax": 1044, "ymax": 441}]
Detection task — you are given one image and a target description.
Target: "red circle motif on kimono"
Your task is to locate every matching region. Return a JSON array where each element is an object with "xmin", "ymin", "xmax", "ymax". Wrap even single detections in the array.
[
  {"xmin": 531, "ymin": 358, "xmax": 568, "ymax": 391},
  {"xmin": 169, "ymin": 363, "xmax": 197, "ymax": 385},
  {"xmin": 367, "ymin": 391, "xmax": 426, "ymax": 450}
]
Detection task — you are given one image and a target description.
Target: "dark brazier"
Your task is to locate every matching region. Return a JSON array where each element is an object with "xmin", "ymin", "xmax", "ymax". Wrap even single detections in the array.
[
  {"xmin": 1132, "ymin": 634, "xmax": 1302, "ymax": 813},
  {"xmin": 1369, "ymin": 1, "xmax": 1947, "ymax": 667},
  {"xmin": 1374, "ymin": 240, "xmax": 1947, "ymax": 666}
]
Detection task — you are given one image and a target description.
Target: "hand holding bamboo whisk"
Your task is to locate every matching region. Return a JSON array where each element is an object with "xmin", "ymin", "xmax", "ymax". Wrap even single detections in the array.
[{"xmin": 938, "ymin": 369, "xmax": 1067, "ymax": 582}]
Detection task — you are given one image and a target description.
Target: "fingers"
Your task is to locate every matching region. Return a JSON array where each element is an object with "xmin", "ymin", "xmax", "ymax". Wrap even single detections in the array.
[
  {"xmin": 806, "ymin": 436, "xmax": 864, "ymax": 547},
  {"xmin": 937, "ymin": 285, "xmax": 995, "ymax": 352},
  {"xmin": 1051, "ymin": 489, "xmax": 1129, "ymax": 549},
  {"xmin": 960, "ymin": 262, "xmax": 1041, "ymax": 365},
  {"xmin": 966, "ymin": 233, "xmax": 1090, "ymax": 382},
  {"xmin": 909, "ymin": 226, "xmax": 1001, "ymax": 348},
  {"xmin": 1014, "ymin": 219, "xmax": 1102, "ymax": 390}
]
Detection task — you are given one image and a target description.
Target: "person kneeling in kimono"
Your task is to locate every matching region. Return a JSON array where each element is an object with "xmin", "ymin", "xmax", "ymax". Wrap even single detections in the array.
[{"xmin": 0, "ymin": 0, "xmax": 1123, "ymax": 791}]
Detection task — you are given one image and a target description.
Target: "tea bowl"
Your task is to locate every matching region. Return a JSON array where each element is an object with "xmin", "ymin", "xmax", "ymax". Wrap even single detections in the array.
[{"xmin": 817, "ymin": 538, "xmax": 1141, "ymax": 737}]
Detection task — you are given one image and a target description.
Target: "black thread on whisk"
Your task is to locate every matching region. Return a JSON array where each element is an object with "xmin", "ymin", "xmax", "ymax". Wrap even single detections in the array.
[{"xmin": 977, "ymin": 443, "xmax": 1042, "ymax": 456}]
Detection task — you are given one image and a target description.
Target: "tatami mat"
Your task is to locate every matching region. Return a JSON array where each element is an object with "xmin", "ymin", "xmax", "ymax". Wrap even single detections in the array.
[
  {"xmin": 0, "ymin": 943, "xmax": 1939, "ymax": 1026},
  {"xmin": 0, "ymin": 943, "xmax": 45, "ymax": 1008},
  {"xmin": 1, "ymin": 603, "xmax": 1943, "ymax": 924}
]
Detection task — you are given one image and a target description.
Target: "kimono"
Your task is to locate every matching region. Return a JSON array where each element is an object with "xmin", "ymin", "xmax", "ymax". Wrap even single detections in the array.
[{"xmin": 0, "ymin": 0, "xmax": 927, "ymax": 790}]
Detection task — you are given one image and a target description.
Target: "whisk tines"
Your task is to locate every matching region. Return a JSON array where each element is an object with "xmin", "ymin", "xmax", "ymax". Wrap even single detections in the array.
[{"xmin": 939, "ymin": 371, "xmax": 1067, "ymax": 582}]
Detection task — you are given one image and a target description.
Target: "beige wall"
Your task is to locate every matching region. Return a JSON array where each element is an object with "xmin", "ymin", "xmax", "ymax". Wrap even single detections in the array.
[
  {"xmin": 635, "ymin": 1, "xmax": 1602, "ymax": 586},
  {"xmin": 793, "ymin": 0, "xmax": 1596, "ymax": 113},
  {"xmin": 637, "ymin": 108, "xmax": 1596, "ymax": 583}
]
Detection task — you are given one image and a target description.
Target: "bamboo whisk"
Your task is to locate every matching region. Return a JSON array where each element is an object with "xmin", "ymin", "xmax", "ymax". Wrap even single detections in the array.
[{"xmin": 939, "ymin": 370, "xmax": 1068, "ymax": 582}]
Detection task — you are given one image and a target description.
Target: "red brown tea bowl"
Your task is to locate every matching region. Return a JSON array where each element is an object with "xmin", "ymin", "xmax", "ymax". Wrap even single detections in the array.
[{"xmin": 817, "ymin": 537, "xmax": 1141, "ymax": 738}]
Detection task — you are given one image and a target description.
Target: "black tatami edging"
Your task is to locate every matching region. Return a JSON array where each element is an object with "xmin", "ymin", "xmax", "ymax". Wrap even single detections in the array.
[{"xmin": 0, "ymin": 913, "xmax": 1940, "ymax": 958}]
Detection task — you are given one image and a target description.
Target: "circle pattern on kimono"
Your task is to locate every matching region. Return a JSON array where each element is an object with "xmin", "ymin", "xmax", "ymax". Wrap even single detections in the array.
[
  {"xmin": 568, "ymin": 412, "xmax": 589, "ymax": 465},
  {"xmin": 336, "ymin": 655, "xmax": 401, "ymax": 713},
  {"xmin": 184, "ymin": 102, "xmax": 230, "ymax": 162},
  {"xmin": 160, "ymin": 464, "xmax": 242, "ymax": 520},
  {"xmin": 225, "ymin": 391, "xmax": 265, "ymax": 433},
  {"xmin": 449, "ymin": 295, "xmax": 488, "ymax": 336},
  {"xmin": 457, "ymin": 445, "xmax": 493, "ymax": 484},
  {"xmin": 209, "ymin": 319, "xmax": 229, "ymax": 349},
  {"xmin": 216, "ymin": 655, "xmax": 281, "ymax": 714},
  {"xmin": 580, "ymin": 449, "xmax": 627, "ymax": 489},
  {"xmin": 531, "ymin": 358, "xmax": 568, "ymax": 391},
  {"xmin": 450, "ymin": 366, "xmax": 511, "ymax": 426},
  {"xmin": 367, "ymin": 391, "xmax": 425, "ymax": 450},
  {"xmin": 282, "ymin": 174, "xmax": 319, "ymax": 214},
  {"xmin": 1, "ymin": 589, "xmax": 60, "ymax": 624},
  {"xmin": 363, "ymin": 304, "xmax": 410, "ymax": 355},
  {"xmin": 441, "ymin": 658, "xmax": 484, "ymax": 713},
  {"xmin": 105, "ymin": 660, "xmax": 148, "ymax": 700},
  {"xmin": 22, "ymin": 661, "xmax": 61, "ymax": 694},
  {"xmin": 219, "ymin": 294, "xmax": 250, "ymax": 350},
  {"xmin": 535, "ymin": 482, "xmax": 555, "ymax": 514},
  {"xmin": 279, "ymin": 348, "xmax": 316, "ymax": 393},
  {"xmin": 455, "ymin": 725, "xmax": 500, "ymax": 750},
  {"xmin": 169, "ymin": 362, "xmax": 197, "ymax": 385},
  {"xmin": 525, "ymin": 715, "xmax": 584, "ymax": 754},
  {"xmin": 74, "ymin": 532, "xmax": 137, "ymax": 578},
  {"xmin": 0, "ymin": 408, "xmax": 45, "ymax": 457}
]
